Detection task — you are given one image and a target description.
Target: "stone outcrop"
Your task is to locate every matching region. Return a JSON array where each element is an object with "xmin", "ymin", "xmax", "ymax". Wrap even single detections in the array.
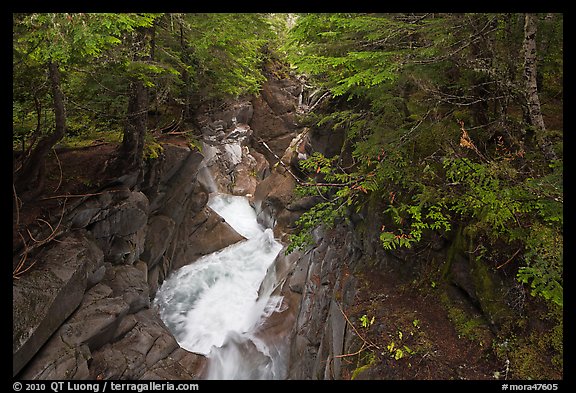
[
  {"xmin": 249, "ymin": 123, "xmax": 364, "ymax": 379},
  {"xmin": 283, "ymin": 225, "xmax": 360, "ymax": 380},
  {"xmin": 195, "ymin": 101, "xmax": 272, "ymax": 201},
  {"xmin": 249, "ymin": 76, "xmax": 301, "ymax": 164},
  {"xmin": 13, "ymin": 144, "xmax": 244, "ymax": 379},
  {"xmin": 252, "ymin": 128, "xmax": 317, "ymax": 241},
  {"xmin": 13, "ymin": 231, "xmax": 103, "ymax": 378},
  {"xmin": 252, "ymin": 223, "xmax": 361, "ymax": 380},
  {"xmin": 13, "ymin": 67, "xmax": 315, "ymax": 381}
]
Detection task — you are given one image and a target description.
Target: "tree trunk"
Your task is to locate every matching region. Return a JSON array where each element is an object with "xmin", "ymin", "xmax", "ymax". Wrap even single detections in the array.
[
  {"xmin": 117, "ymin": 79, "xmax": 148, "ymax": 173},
  {"xmin": 14, "ymin": 61, "xmax": 67, "ymax": 201},
  {"xmin": 112, "ymin": 28, "xmax": 150, "ymax": 179},
  {"xmin": 523, "ymin": 13, "xmax": 557, "ymax": 162},
  {"xmin": 180, "ymin": 21, "xmax": 192, "ymax": 121}
]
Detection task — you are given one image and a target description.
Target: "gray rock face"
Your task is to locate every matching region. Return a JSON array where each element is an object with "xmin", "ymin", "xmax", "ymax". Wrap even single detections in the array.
[
  {"xmin": 13, "ymin": 231, "xmax": 103, "ymax": 377},
  {"xmin": 88, "ymin": 309, "xmax": 205, "ymax": 380},
  {"xmin": 14, "ymin": 144, "xmax": 240, "ymax": 379},
  {"xmin": 140, "ymin": 214, "xmax": 176, "ymax": 270},
  {"xmin": 199, "ymin": 125, "xmax": 268, "ymax": 198},
  {"xmin": 165, "ymin": 205, "xmax": 245, "ymax": 273},
  {"xmin": 140, "ymin": 348, "xmax": 207, "ymax": 380},
  {"xmin": 249, "ymin": 77, "xmax": 301, "ymax": 164},
  {"xmin": 18, "ymin": 257, "xmax": 207, "ymax": 380},
  {"xmin": 249, "ymin": 224, "xmax": 360, "ymax": 381},
  {"xmin": 253, "ymin": 167, "xmax": 298, "ymax": 240},
  {"xmin": 157, "ymin": 150, "xmax": 205, "ymax": 220},
  {"xmin": 19, "ymin": 283, "xmax": 129, "ymax": 379},
  {"xmin": 88, "ymin": 190, "xmax": 149, "ymax": 266},
  {"xmin": 285, "ymin": 226, "xmax": 360, "ymax": 380}
]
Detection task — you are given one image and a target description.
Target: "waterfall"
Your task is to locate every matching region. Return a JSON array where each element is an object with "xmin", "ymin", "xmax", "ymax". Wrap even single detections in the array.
[{"xmin": 154, "ymin": 193, "xmax": 286, "ymax": 379}]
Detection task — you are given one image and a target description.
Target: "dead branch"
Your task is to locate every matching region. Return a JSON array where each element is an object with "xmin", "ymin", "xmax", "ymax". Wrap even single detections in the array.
[
  {"xmin": 14, "ymin": 198, "xmax": 68, "ymax": 279},
  {"xmin": 333, "ymin": 342, "xmax": 373, "ymax": 359},
  {"xmin": 166, "ymin": 130, "xmax": 193, "ymax": 135},
  {"xmin": 257, "ymin": 138, "xmax": 304, "ymax": 185},
  {"xmin": 13, "ymin": 255, "xmax": 37, "ymax": 279},
  {"xmin": 13, "ymin": 232, "xmax": 29, "ymax": 278},
  {"xmin": 39, "ymin": 189, "xmax": 123, "ymax": 201},
  {"xmin": 496, "ymin": 248, "xmax": 522, "ymax": 270},
  {"xmin": 13, "ymin": 184, "xmax": 21, "ymax": 228},
  {"xmin": 337, "ymin": 302, "xmax": 381, "ymax": 350}
]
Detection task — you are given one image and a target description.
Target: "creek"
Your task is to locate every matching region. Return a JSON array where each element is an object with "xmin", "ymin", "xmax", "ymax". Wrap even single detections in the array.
[{"xmin": 154, "ymin": 193, "xmax": 287, "ymax": 379}]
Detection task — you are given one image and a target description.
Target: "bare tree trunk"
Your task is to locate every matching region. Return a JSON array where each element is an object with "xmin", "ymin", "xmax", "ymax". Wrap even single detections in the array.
[
  {"xmin": 112, "ymin": 28, "xmax": 150, "ymax": 179},
  {"xmin": 179, "ymin": 20, "xmax": 193, "ymax": 121},
  {"xmin": 523, "ymin": 13, "xmax": 557, "ymax": 162},
  {"xmin": 15, "ymin": 61, "xmax": 67, "ymax": 200},
  {"xmin": 117, "ymin": 79, "xmax": 148, "ymax": 172}
]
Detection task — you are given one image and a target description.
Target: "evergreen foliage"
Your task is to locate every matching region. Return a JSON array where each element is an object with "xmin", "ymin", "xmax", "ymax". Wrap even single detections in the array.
[
  {"xmin": 284, "ymin": 13, "xmax": 563, "ymax": 309},
  {"xmin": 12, "ymin": 13, "xmax": 563, "ymax": 379},
  {"xmin": 13, "ymin": 13, "xmax": 276, "ymax": 188}
]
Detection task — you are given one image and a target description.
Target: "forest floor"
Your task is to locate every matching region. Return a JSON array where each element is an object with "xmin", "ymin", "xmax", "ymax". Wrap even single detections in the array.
[
  {"xmin": 343, "ymin": 263, "xmax": 506, "ymax": 380},
  {"xmin": 14, "ymin": 136, "xmax": 509, "ymax": 381},
  {"xmin": 12, "ymin": 134, "xmax": 189, "ymax": 269},
  {"xmin": 13, "ymin": 142, "xmax": 116, "ymax": 259}
]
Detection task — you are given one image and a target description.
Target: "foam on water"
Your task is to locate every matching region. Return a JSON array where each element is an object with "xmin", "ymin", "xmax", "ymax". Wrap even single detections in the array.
[{"xmin": 154, "ymin": 193, "xmax": 285, "ymax": 379}]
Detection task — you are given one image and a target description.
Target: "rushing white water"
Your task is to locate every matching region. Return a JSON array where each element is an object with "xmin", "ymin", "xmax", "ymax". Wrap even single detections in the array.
[{"xmin": 154, "ymin": 193, "xmax": 285, "ymax": 379}]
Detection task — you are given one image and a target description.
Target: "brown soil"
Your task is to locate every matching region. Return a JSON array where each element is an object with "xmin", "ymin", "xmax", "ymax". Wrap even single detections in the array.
[
  {"xmin": 12, "ymin": 134, "xmax": 191, "ymax": 272},
  {"xmin": 341, "ymin": 264, "xmax": 504, "ymax": 380},
  {"xmin": 13, "ymin": 142, "xmax": 117, "ymax": 258}
]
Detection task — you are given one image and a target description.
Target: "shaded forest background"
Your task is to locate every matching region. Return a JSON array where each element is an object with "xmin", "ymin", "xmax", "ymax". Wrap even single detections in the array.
[{"xmin": 13, "ymin": 13, "xmax": 563, "ymax": 379}]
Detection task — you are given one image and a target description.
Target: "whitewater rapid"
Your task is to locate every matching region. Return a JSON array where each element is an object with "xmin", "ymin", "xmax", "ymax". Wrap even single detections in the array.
[{"xmin": 154, "ymin": 193, "xmax": 285, "ymax": 379}]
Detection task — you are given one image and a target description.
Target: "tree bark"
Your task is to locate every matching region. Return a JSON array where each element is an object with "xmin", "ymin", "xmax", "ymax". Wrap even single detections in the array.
[
  {"xmin": 113, "ymin": 28, "xmax": 150, "ymax": 178},
  {"xmin": 179, "ymin": 20, "xmax": 192, "ymax": 121},
  {"xmin": 523, "ymin": 13, "xmax": 557, "ymax": 162},
  {"xmin": 117, "ymin": 79, "xmax": 148, "ymax": 172},
  {"xmin": 14, "ymin": 61, "xmax": 67, "ymax": 200}
]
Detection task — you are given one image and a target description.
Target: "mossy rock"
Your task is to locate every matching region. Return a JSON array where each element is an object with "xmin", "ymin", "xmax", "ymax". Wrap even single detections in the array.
[
  {"xmin": 470, "ymin": 257, "xmax": 516, "ymax": 331},
  {"xmin": 350, "ymin": 351, "xmax": 377, "ymax": 380},
  {"xmin": 496, "ymin": 304, "xmax": 563, "ymax": 379},
  {"xmin": 443, "ymin": 227, "xmax": 516, "ymax": 334},
  {"xmin": 507, "ymin": 329, "xmax": 563, "ymax": 379}
]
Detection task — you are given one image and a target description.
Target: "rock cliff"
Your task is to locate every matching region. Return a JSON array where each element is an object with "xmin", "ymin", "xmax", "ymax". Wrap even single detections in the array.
[
  {"xmin": 13, "ymin": 68, "xmax": 307, "ymax": 380},
  {"xmin": 13, "ymin": 143, "xmax": 244, "ymax": 379}
]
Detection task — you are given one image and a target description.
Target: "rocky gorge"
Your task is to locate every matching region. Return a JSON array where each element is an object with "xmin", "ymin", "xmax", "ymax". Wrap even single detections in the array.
[
  {"xmin": 13, "ymin": 68, "xmax": 533, "ymax": 381},
  {"xmin": 12, "ymin": 70, "xmax": 342, "ymax": 380}
]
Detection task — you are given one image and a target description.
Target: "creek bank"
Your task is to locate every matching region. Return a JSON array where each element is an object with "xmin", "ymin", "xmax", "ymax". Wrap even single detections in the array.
[
  {"xmin": 247, "ymin": 117, "xmax": 521, "ymax": 380},
  {"xmin": 13, "ymin": 66, "xmax": 309, "ymax": 380},
  {"xmin": 13, "ymin": 144, "xmax": 236, "ymax": 379},
  {"xmin": 13, "ymin": 63, "xmax": 516, "ymax": 380}
]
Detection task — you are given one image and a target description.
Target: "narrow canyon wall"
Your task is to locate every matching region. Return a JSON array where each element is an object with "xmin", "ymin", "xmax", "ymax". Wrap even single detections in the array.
[
  {"xmin": 13, "ymin": 68, "xmax": 336, "ymax": 380},
  {"xmin": 13, "ymin": 143, "xmax": 247, "ymax": 379}
]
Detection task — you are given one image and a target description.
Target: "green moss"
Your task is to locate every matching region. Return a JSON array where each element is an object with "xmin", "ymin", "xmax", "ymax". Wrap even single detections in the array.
[
  {"xmin": 470, "ymin": 257, "xmax": 515, "ymax": 331},
  {"xmin": 444, "ymin": 228, "xmax": 515, "ymax": 334},
  {"xmin": 440, "ymin": 291, "xmax": 492, "ymax": 347},
  {"xmin": 61, "ymin": 128, "xmax": 123, "ymax": 148},
  {"xmin": 351, "ymin": 351, "xmax": 376, "ymax": 380},
  {"xmin": 497, "ymin": 304, "xmax": 563, "ymax": 379},
  {"xmin": 186, "ymin": 134, "xmax": 203, "ymax": 152},
  {"xmin": 143, "ymin": 137, "xmax": 164, "ymax": 160},
  {"xmin": 548, "ymin": 306, "xmax": 564, "ymax": 369},
  {"xmin": 441, "ymin": 225, "xmax": 465, "ymax": 280},
  {"xmin": 507, "ymin": 332, "xmax": 562, "ymax": 379}
]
